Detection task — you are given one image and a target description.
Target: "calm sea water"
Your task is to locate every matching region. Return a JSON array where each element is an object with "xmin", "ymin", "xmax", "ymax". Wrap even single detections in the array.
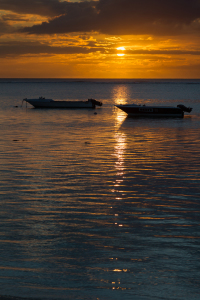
[{"xmin": 0, "ymin": 79, "xmax": 200, "ymax": 300}]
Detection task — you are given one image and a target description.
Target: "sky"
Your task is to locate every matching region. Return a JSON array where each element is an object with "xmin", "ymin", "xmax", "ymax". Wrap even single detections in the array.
[{"xmin": 1, "ymin": 0, "xmax": 200, "ymax": 78}]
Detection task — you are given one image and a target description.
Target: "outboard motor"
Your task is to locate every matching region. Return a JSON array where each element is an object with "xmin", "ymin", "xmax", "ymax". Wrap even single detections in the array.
[
  {"xmin": 89, "ymin": 99, "xmax": 103, "ymax": 107},
  {"xmin": 177, "ymin": 104, "xmax": 193, "ymax": 113}
]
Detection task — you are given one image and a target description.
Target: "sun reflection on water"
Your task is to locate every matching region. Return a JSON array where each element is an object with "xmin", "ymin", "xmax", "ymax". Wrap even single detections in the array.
[
  {"xmin": 111, "ymin": 132, "xmax": 127, "ymax": 210},
  {"xmin": 112, "ymin": 85, "xmax": 130, "ymax": 105},
  {"xmin": 114, "ymin": 132, "xmax": 126, "ymax": 175}
]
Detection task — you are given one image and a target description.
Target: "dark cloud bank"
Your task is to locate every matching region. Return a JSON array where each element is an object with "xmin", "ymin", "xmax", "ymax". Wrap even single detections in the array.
[
  {"xmin": 22, "ymin": 0, "xmax": 200, "ymax": 36},
  {"xmin": 1, "ymin": 0, "xmax": 200, "ymax": 36}
]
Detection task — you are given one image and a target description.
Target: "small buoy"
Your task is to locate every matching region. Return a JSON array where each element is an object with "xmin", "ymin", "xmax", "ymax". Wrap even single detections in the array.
[{"xmin": 14, "ymin": 106, "xmax": 18, "ymax": 108}]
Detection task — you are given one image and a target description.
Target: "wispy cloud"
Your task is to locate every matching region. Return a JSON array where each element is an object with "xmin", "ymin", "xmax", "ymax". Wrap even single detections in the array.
[
  {"xmin": 0, "ymin": 18, "xmax": 15, "ymax": 35},
  {"xmin": 0, "ymin": 40, "xmax": 106, "ymax": 57}
]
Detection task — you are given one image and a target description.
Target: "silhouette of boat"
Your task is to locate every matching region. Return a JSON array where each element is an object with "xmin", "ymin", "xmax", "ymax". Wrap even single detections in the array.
[
  {"xmin": 115, "ymin": 103, "xmax": 192, "ymax": 117},
  {"xmin": 23, "ymin": 97, "xmax": 102, "ymax": 108}
]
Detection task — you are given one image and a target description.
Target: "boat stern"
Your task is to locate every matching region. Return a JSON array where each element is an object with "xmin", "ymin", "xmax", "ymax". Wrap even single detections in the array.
[{"xmin": 88, "ymin": 99, "xmax": 103, "ymax": 108}]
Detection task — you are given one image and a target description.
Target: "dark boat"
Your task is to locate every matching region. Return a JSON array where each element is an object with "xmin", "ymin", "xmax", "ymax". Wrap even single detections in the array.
[
  {"xmin": 22, "ymin": 97, "xmax": 102, "ymax": 109},
  {"xmin": 115, "ymin": 103, "xmax": 192, "ymax": 118}
]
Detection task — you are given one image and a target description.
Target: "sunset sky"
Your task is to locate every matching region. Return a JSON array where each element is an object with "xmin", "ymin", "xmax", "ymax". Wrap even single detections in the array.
[{"xmin": 1, "ymin": 0, "xmax": 200, "ymax": 78}]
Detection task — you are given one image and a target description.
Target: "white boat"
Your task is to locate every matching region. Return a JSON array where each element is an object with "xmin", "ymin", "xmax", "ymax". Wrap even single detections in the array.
[
  {"xmin": 22, "ymin": 97, "xmax": 102, "ymax": 108},
  {"xmin": 115, "ymin": 103, "xmax": 192, "ymax": 118}
]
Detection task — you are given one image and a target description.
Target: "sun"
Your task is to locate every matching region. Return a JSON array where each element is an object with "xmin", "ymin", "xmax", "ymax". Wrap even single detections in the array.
[{"xmin": 117, "ymin": 47, "xmax": 125, "ymax": 56}]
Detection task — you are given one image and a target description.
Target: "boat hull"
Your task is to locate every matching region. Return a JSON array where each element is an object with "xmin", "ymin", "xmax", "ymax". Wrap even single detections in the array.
[
  {"xmin": 116, "ymin": 105, "xmax": 184, "ymax": 118},
  {"xmin": 23, "ymin": 98, "xmax": 102, "ymax": 109}
]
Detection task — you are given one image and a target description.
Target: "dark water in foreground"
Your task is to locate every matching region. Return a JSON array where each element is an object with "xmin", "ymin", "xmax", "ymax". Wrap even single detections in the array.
[{"xmin": 0, "ymin": 79, "xmax": 200, "ymax": 300}]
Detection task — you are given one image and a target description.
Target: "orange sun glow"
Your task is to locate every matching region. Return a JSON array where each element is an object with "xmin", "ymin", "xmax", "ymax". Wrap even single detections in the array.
[{"xmin": 117, "ymin": 47, "xmax": 125, "ymax": 56}]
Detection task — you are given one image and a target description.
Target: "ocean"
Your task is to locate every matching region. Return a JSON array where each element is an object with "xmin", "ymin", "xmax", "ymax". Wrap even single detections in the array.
[{"xmin": 0, "ymin": 79, "xmax": 200, "ymax": 300}]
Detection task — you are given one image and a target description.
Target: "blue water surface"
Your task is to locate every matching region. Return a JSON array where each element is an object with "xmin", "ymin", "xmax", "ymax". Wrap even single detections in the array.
[{"xmin": 0, "ymin": 79, "xmax": 200, "ymax": 300}]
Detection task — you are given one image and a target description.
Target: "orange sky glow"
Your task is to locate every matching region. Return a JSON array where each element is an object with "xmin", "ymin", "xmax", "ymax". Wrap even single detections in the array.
[{"xmin": 1, "ymin": 0, "xmax": 200, "ymax": 78}]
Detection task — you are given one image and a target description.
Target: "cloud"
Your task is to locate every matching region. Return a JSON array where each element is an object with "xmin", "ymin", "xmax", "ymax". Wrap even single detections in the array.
[
  {"xmin": 0, "ymin": 12, "xmax": 30, "ymax": 35},
  {"xmin": 1, "ymin": 13, "xmax": 29, "ymax": 22},
  {"xmin": 21, "ymin": 1, "xmax": 99, "ymax": 34},
  {"xmin": 19, "ymin": 0, "xmax": 200, "ymax": 36},
  {"xmin": 1, "ymin": 40, "xmax": 200, "ymax": 58},
  {"xmin": 0, "ymin": 40, "xmax": 106, "ymax": 58},
  {"xmin": 0, "ymin": 0, "xmax": 66, "ymax": 17},
  {"xmin": 0, "ymin": 19, "xmax": 15, "ymax": 35}
]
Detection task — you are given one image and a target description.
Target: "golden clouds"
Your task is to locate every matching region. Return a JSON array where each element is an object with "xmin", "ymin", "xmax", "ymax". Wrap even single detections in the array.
[
  {"xmin": 1, "ymin": 32, "xmax": 200, "ymax": 78},
  {"xmin": 0, "ymin": 0, "xmax": 200, "ymax": 77}
]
